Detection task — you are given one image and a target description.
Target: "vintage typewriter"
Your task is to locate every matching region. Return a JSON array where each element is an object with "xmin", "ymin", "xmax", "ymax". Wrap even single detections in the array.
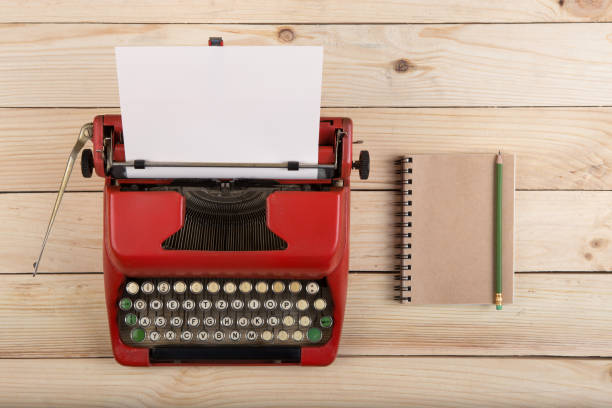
[{"xmin": 35, "ymin": 112, "xmax": 369, "ymax": 366}]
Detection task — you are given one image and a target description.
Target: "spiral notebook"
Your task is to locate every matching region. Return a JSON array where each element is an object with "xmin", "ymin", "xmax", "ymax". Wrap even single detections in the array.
[{"xmin": 395, "ymin": 153, "xmax": 515, "ymax": 305}]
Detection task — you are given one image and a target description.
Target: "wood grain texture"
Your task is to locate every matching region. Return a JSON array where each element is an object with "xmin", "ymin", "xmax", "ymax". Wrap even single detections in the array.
[
  {"xmin": 0, "ymin": 357, "xmax": 610, "ymax": 408},
  {"xmin": 1, "ymin": 273, "xmax": 612, "ymax": 358},
  {"xmin": 2, "ymin": 107, "xmax": 612, "ymax": 192},
  {"xmin": 2, "ymin": 0, "xmax": 612, "ymax": 23},
  {"xmin": 3, "ymin": 23, "xmax": 612, "ymax": 107},
  {"xmin": 3, "ymin": 191, "xmax": 611, "ymax": 273}
]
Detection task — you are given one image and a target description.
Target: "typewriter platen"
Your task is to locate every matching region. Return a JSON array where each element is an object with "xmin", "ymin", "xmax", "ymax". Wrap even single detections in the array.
[{"xmin": 36, "ymin": 113, "xmax": 369, "ymax": 366}]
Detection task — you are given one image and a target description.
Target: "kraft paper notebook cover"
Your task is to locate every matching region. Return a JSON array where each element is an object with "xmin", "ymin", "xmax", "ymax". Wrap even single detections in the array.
[{"xmin": 396, "ymin": 154, "xmax": 515, "ymax": 305}]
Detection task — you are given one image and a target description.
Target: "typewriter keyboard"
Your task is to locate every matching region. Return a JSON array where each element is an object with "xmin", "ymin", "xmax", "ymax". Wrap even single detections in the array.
[{"xmin": 118, "ymin": 278, "xmax": 334, "ymax": 347}]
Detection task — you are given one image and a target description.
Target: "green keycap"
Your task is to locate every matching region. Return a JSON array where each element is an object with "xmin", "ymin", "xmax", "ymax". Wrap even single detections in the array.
[
  {"xmin": 130, "ymin": 328, "xmax": 146, "ymax": 343},
  {"xmin": 320, "ymin": 316, "xmax": 333, "ymax": 328},
  {"xmin": 119, "ymin": 297, "xmax": 132, "ymax": 311},
  {"xmin": 124, "ymin": 313, "xmax": 138, "ymax": 326},
  {"xmin": 307, "ymin": 327, "xmax": 322, "ymax": 343}
]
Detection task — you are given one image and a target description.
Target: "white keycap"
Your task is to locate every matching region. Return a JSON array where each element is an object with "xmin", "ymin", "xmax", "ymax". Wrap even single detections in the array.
[
  {"xmin": 215, "ymin": 299, "xmax": 228, "ymax": 310},
  {"xmin": 237, "ymin": 317, "xmax": 249, "ymax": 327},
  {"xmin": 229, "ymin": 331, "xmax": 240, "ymax": 341},
  {"xmin": 255, "ymin": 281, "xmax": 269, "ymax": 294},
  {"xmin": 299, "ymin": 316, "xmax": 311, "ymax": 326},
  {"xmin": 199, "ymin": 299, "xmax": 212, "ymax": 310},
  {"xmin": 182, "ymin": 299, "xmax": 195, "ymax": 310},
  {"xmin": 170, "ymin": 316, "xmax": 183, "ymax": 327},
  {"xmin": 292, "ymin": 331, "xmax": 304, "ymax": 341},
  {"xmin": 264, "ymin": 299, "xmax": 277, "ymax": 310},
  {"xmin": 150, "ymin": 299, "xmax": 162, "ymax": 310},
  {"xmin": 223, "ymin": 281, "xmax": 237, "ymax": 294},
  {"xmin": 157, "ymin": 281, "xmax": 170, "ymax": 294},
  {"xmin": 239, "ymin": 281, "xmax": 253, "ymax": 293},
  {"xmin": 221, "ymin": 316, "xmax": 233, "ymax": 327},
  {"xmin": 134, "ymin": 299, "xmax": 147, "ymax": 311},
  {"xmin": 306, "ymin": 282, "xmax": 320, "ymax": 295},
  {"xmin": 154, "ymin": 316, "xmax": 166, "ymax": 327},
  {"xmin": 313, "ymin": 298, "xmax": 327, "ymax": 311},
  {"xmin": 280, "ymin": 300, "xmax": 292, "ymax": 310},
  {"xmin": 197, "ymin": 331, "xmax": 209, "ymax": 341},
  {"xmin": 187, "ymin": 316, "xmax": 200, "ymax": 327},
  {"xmin": 277, "ymin": 330, "xmax": 289, "ymax": 341},
  {"xmin": 173, "ymin": 281, "xmax": 187, "ymax": 294},
  {"xmin": 141, "ymin": 281, "xmax": 154, "ymax": 294},
  {"xmin": 213, "ymin": 331, "xmax": 224, "ymax": 341},
  {"xmin": 272, "ymin": 281, "xmax": 285, "ymax": 293},
  {"xmin": 181, "ymin": 331, "xmax": 193, "ymax": 341},
  {"xmin": 248, "ymin": 299, "xmax": 261, "ymax": 310},
  {"xmin": 282, "ymin": 316, "xmax": 295, "ymax": 326},
  {"xmin": 204, "ymin": 316, "xmax": 216, "ymax": 326},
  {"xmin": 288, "ymin": 281, "xmax": 302, "ymax": 293},
  {"xmin": 189, "ymin": 281, "xmax": 203, "ymax": 294},
  {"xmin": 261, "ymin": 330, "xmax": 273, "ymax": 341},
  {"xmin": 296, "ymin": 299, "xmax": 309, "ymax": 311},
  {"xmin": 139, "ymin": 316, "xmax": 151, "ymax": 327},
  {"xmin": 251, "ymin": 316, "xmax": 264, "ymax": 327},
  {"xmin": 267, "ymin": 316, "xmax": 279, "ymax": 326},
  {"xmin": 125, "ymin": 281, "xmax": 139, "ymax": 295},
  {"xmin": 165, "ymin": 331, "xmax": 176, "ymax": 340},
  {"xmin": 207, "ymin": 281, "xmax": 220, "ymax": 294},
  {"xmin": 231, "ymin": 299, "xmax": 244, "ymax": 310},
  {"xmin": 246, "ymin": 331, "xmax": 257, "ymax": 341},
  {"xmin": 167, "ymin": 299, "xmax": 179, "ymax": 311},
  {"xmin": 149, "ymin": 331, "xmax": 161, "ymax": 342}
]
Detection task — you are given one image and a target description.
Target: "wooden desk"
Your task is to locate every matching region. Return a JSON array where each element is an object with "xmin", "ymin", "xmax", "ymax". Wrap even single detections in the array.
[{"xmin": 0, "ymin": 1, "xmax": 611, "ymax": 406}]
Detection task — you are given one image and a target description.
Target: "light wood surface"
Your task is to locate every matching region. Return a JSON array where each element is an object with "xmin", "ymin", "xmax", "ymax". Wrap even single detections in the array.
[
  {"xmin": 2, "ymin": 2, "xmax": 612, "ymax": 406},
  {"xmin": 1, "ymin": 0, "xmax": 612, "ymax": 23},
  {"xmin": 2, "ymin": 107, "xmax": 612, "ymax": 191},
  {"xmin": 3, "ymin": 24, "xmax": 612, "ymax": 107},
  {"xmin": 1, "ymin": 273, "xmax": 611, "ymax": 358},
  {"xmin": 3, "ymin": 191, "xmax": 611, "ymax": 273}
]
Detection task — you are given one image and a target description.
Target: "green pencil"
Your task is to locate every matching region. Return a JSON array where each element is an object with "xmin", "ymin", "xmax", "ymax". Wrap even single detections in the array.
[{"xmin": 495, "ymin": 151, "xmax": 503, "ymax": 310}]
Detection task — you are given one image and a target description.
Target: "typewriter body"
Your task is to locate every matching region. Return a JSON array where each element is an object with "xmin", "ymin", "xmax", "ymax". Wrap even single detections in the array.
[{"xmin": 73, "ymin": 114, "xmax": 368, "ymax": 366}]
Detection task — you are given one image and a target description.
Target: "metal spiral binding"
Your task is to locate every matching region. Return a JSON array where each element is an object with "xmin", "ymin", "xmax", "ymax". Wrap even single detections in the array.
[{"xmin": 394, "ymin": 157, "xmax": 412, "ymax": 303}]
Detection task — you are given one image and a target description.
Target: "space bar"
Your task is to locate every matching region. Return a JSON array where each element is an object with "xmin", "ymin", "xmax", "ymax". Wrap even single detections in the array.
[{"xmin": 149, "ymin": 346, "xmax": 301, "ymax": 364}]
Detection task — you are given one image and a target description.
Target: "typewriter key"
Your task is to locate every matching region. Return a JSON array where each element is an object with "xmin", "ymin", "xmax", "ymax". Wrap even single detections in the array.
[
  {"xmin": 187, "ymin": 316, "xmax": 200, "ymax": 327},
  {"xmin": 125, "ymin": 281, "xmax": 139, "ymax": 295},
  {"xmin": 181, "ymin": 331, "xmax": 193, "ymax": 341},
  {"xmin": 264, "ymin": 299, "xmax": 277, "ymax": 310},
  {"xmin": 149, "ymin": 331, "xmax": 161, "ymax": 342},
  {"xmin": 157, "ymin": 281, "xmax": 170, "ymax": 294},
  {"xmin": 280, "ymin": 300, "xmax": 292, "ymax": 310},
  {"xmin": 299, "ymin": 316, "xmax": 311, "ymax": 327},
  {"xmin": 272, "ymin": 281, "xmax": 285, "ymax": 293},
  {"xmin": 130, "ymin": 328, "xmax": 145, "ymax": 343},
  {"xmin": 255, "ymin": 281, "xmax": 268, "ymax": 294},
  {"xmin": 320, "ymin": 316, "xmax": 333, "ymax": 328},
  {"xmin": 141, "ymin": 281, "xmax": 154, "ymax": 295},
  {"xmin": 170, "ymin": 316, "xmax": 183, "ymax": 327},
  {"xmin": 165, "ymin": 331, "xmax": 176, "ymax": 340},
  {"xmin": 197, "ymin": 331, "xmax": 208, "ymax": 341},
  {"xmin": 246, "ymin": 331, "xmax": 257, "ymax": 341},
  {"xmin": 154, "ymin": 316, "xmax": 166, "ymax": 327},
  {"xmin": 125, "ymin": 313, "xmax": 138, "ymax": 326},
  {"xmin": 261, "ymin": 330, "xmax": 273, "ymax": 341},
  {"xmin": 207, "ymin": 281, "xmax": 220, "ymax": 294},
  {"xmin": 215, "ymin": 299, "xmax": 228, "ymax": 310},
  {"xmin": 313, "ymin": 298, "xmax": 327, "ymax": 311},
  {"xmin": 282, "ymin": 316, "xmax": 295, "ymax": 326},
  {"xmin": 231, "ymin": 299, "xmax": 244, "ymax": 310},
  {"xmin": 307, "ymin": 327, "xmax": 322, "ymax": 343},
  {"xmin": 292, "ymin": 330, "xmax": 304, "ymax": 341},
  {"xmin": 199, "ymin": 299, "xmax": 212, "ymax": 310},
  {"xmin": 296, "ymin": 299, "xmax": 309, "ymax": 311},
  {"xmin": 230, "ymin": 331, "xmax": 240, "ymax": 341},
  {"xmin": 288, "ymin": 281, "xmax": 302, "ymax": 293},
  {"xmin": 182, "ymin": 299, "xmax": 195, "ymax": 310},
  {"xmin": 150, "ymin": 299, "xmax": 162, "ymax": 311},
  {"xmin": 277, "ymin": 330, "xmax": 289, "ymax": 341},
  {"xmin": 247, "ymin": 299, "xmax": 261, "ymax": 310},
  {"xmin": 167, "ymin": 299, "xmax": 179, "ymax": 311},
  {"xmin": 134, "ymin": 299, "xmax": 147, "ymax": 311},
  {"xmin": 221, "ymin": 316, "xmax": 233, "ymax": 327},
  {"xmin": 237, "ymin": 316, "xmax": 249, "ymax": 327},
  {"xmin": 173, "ymin": 281, "xmax": 187, "ymax": 294},
  {"xmin": 239, "ymin": 281, "xmax": 253, "ymax": 293},
  {"xmin": 204, "ymin": 316, "xmax": 216, "ymax": 326},
  {"xmin": 119, "ymin": 298, "xmax": 132, "ymax": 311},
  {"xmin": 267, "ymin": 316, "xmax": 279, "ymax": 326},
  {"xmin": 251, "ymin": 316, "xmax": 264, "ymax": 327},
  {"xmin": 139, "ymin": 316, "xmax": 151, "ymax": 327},
  {"xmin": 189, "ymin": 281, "xmax": 203, "ymax": 294},
  {"xmin": 306, "ymin": 282, "xmax": 320, "ymax": 295},
  {"xmin": 213, "ymin": 331, "xmax": 224, "ymax": 341},
  {"xmin": 223, "ymin": 281, "xmax": 237, "ymax": 294}
]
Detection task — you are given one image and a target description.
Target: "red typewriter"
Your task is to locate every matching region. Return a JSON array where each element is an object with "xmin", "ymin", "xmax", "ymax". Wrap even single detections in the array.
[{"xmin": 35, "ymin": 114, "xmax": 370, "ymax": 366}]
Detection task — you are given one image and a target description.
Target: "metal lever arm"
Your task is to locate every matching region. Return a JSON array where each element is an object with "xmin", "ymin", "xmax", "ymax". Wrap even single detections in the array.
[{"xmin": 33, "ymin": 123, "xmax": 94, "ymax": 275}]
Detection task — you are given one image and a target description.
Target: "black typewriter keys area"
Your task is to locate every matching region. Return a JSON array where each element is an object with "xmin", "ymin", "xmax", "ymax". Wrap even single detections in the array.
[{"xmin": 117, "ymin": 278, "xmax": 334, "ymax": 347}]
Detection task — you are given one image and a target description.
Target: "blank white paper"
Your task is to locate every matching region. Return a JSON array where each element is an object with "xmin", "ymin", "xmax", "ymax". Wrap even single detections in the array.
[{"xmin": 115, "ymin": 46, "xmax": 323, "ymax": 179}]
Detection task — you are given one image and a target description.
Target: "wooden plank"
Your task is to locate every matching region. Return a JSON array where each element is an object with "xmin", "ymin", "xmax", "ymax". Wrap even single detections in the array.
[
  {"xmin": 0, "ymin": 357, "xmax": 611, "ymax": 408},
  {"xmin": 1, "ymin": 273, "xmax": 611, "ymax": 358},
  {"xmin": 3, "ymin": 107, "xmax": 612, "ymax": 192},
  {"xmin": 3, "ymin": 24, "xmax": 612, "ymax": 107},
  {"xmin": 2, "ymin": 191, "xmax": 611, "ymax": 273},
  {"xmin": 2, "ymin": 0, "xmax": 612, "ymax": 23}
]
